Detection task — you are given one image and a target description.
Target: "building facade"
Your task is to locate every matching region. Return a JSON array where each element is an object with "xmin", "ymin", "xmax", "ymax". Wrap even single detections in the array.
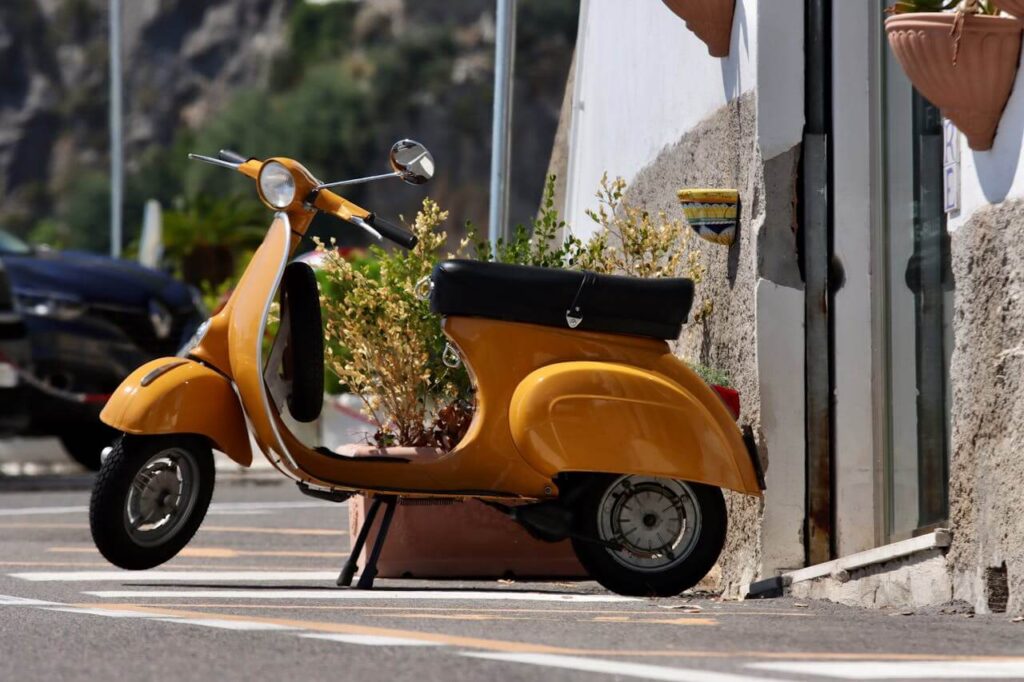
[{"xmin": 553, "ymin": 0, "xmax": 1024, "ymax": 614}]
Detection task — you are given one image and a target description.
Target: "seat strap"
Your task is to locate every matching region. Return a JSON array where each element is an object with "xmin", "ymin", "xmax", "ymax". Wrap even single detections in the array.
[{"xmin": 565, "ymin": 272, "xmax": 597, "ymax": 329}]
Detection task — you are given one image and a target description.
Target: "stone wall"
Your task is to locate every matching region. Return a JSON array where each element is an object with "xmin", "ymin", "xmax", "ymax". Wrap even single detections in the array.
[
  {"xmin": 949, "ymin": 200, "xmax": 1024, "ymax": 615},
  {"xmin": 621, "ymin": 92, "xmax": 801, "ymax": 595}
]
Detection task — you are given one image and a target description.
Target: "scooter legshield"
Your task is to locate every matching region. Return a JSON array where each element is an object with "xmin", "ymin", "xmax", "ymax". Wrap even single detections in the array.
[{"xmin": 100, "ymin": 357, "xmax": 252, "ymax": 466}]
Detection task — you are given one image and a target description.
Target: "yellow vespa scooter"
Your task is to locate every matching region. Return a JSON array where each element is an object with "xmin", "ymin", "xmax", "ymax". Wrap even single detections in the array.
[{"xmin": 89, "ymin": 142, "xmax": 764, "ymax": 597}]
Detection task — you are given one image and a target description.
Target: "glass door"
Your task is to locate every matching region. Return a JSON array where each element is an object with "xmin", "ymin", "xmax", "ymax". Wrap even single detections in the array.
[{"xmin": 880, "ymin": 26, "xmax": 954, "ymax": 539}]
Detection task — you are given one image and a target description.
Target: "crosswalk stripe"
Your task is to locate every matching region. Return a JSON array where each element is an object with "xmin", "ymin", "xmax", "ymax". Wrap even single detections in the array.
[
  {"xmin": 463, "ymin": 653, "xmax": 793, "ymax": 682},
  {"xmin": 748, "ymin": 660, "xmax": 1024, "ymax": 679},
  {"xmin": 83, "ymin": 588, "xmax": 636, "ymax": 603}
]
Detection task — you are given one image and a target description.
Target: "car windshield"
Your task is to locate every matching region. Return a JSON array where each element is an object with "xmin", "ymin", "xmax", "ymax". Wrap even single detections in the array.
[{"xmin": 0, "ymin": 230, "xmax": 33, "ymax": 255}]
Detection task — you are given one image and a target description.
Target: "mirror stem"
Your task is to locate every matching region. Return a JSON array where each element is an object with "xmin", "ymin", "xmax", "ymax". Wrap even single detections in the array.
[{"xmin": 315, "ymin": 172, "xmax": 402, "ymax": 191}]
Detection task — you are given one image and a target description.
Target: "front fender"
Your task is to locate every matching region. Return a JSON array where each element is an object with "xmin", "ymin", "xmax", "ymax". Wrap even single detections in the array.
[
  {"xmin": 509, "ymin": 361, "xmax": 761, "ymax": 495},
  {"xmin": 100, "ymin": 357, "xmax": 252, "ymax": 466}
]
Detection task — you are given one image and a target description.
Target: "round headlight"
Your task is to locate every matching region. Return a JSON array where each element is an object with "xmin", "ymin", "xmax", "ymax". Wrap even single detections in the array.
[{"xmin": 259, "ymin": 161, "xmax": 297, "ymax": 209}]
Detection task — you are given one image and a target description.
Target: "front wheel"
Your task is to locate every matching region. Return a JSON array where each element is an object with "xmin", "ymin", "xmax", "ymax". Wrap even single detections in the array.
[
  {"xmin": 570, "ymin": 475, "xmax": 726, "ymax": 597},
  {"xmin": 89, "ymin": 434, "xmax": 215, "ymax": 570}
]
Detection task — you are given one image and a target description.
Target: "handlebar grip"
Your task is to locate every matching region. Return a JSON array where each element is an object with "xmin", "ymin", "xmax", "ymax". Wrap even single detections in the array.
[
  {"xmin": 366, "ymin": 214, "xmax": 418, "ymax": 249},
  {"xmin": 218, "ymin": 149, "xmax": 248, "ymax": 165}
]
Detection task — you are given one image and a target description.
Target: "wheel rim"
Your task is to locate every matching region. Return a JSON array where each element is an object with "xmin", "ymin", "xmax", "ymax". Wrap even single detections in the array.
[
  {"xmin": 123, "ymin": 447, "xmax": 201, "ymax": 548},
  {"xmin": 596, "ymin": 476, "xmax": 702, "ymax": 573}
]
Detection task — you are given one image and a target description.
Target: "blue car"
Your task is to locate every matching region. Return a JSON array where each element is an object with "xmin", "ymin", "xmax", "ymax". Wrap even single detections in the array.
[{"xmin": 0, "ymin": 230, "xmax": 205, "ymax": 470}]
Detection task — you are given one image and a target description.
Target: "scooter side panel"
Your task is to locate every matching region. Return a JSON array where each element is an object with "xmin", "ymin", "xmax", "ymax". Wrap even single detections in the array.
[
  {"xmin": 509, "ymin": 361, "xmax": 762, "ymax": 495},
  {"xmin": 100, "ymin": 357, "xmax": 252, "ymax": 466},
  {"xmin": 226, "ymin": 214, "xmax": 297, "ymax": 471}
]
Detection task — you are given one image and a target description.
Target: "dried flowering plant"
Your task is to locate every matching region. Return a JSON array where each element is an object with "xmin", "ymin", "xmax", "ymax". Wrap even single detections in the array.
[
  {"xmin": 317, "ymin": 198, "xmax": 472, "ymax": 448},
  {"xmin": 318, "ymin": 175, "xmax": 724, "ymax": 448},
  {"xmin": 570, "ymin": 173, "xmax": 706, "ymax": 283}
]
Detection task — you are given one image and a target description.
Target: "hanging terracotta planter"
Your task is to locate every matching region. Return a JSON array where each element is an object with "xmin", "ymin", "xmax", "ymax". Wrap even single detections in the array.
[
  {"xmin": 661, "ymin": 0, "xmax": 736, "ymax": 58},
  {"xmin": 886, "ymin": 12, "xmax": 1022, "ymax": 151},
  {"xmin": 995, "ymin": 0, "xmax": 1024, "ymax": 19}
]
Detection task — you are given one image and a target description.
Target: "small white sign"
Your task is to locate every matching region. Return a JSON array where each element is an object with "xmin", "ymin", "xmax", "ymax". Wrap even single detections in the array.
[{"xmin": 943, "ymin": 119, "xmax": 961, "ymax": 215}]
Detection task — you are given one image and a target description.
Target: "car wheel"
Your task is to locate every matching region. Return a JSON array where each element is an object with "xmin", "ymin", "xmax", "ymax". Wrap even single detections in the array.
[
  {"xmin": 59, "ymin": 424, "xmax": 119, "ymax": 471},
  {"xmin": 282, "ymin": 262, "xmax": 324, "ymax": 422},
  {"xmin": 90, "ymin": 434, "xmax": 214, "ymax": 570},
  {"xmin": 570, "ymin": 474, "xmax": 727, "ymax": 597}
]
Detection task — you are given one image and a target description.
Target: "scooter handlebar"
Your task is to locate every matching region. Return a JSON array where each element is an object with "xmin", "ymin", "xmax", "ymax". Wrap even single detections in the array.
[
  {"xmin": 312, "ymin": 189, "xmax": 418, "ymax": 250},
  {"xmin": 365, "ymin": 214, "xmax": 418, "ymax": 250}
]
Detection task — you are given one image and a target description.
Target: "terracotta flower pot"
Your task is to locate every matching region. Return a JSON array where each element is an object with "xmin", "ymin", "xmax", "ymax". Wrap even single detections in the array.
[
  {"xmin": 995, "ymin": 0, "xmax": 1024, "ymax": 20},
  {"xmin": 886, "ymin": 13, "xmax": 1022, "ymax": 151},
  {"xmin": 661, "ymin": 0, "xmax": 736, "ymax": 58}
]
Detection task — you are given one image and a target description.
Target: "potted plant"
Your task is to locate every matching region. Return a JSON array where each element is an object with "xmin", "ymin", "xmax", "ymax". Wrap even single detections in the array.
[
  {"xmin": 995, "ymin": 0, "xmax": 1024, "ymax": 19},
  {"xmin": 661, "ymin": 0, "xmax": 736, "ymax": 58},
  {"xmin": 886, "ymin": 0, "xmax": 1022, "ymax": 151}
]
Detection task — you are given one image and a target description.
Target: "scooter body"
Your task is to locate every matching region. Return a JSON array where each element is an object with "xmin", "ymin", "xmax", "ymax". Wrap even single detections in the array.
[
  {"xmin": 102, "ymin": 210, "xmax": 760, "ymax": 499},
  {"xmin": 92, "ymin": 145, "xmax": 763, "ymax": 597}
]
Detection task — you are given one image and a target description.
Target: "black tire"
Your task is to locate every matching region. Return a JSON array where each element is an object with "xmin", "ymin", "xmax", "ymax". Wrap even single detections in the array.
[
  {"xmin": 59, "ymin": 423, "xmax": 119, "ymax": 471},
  {"xmin": 89, "ymin": 434, "xmax": 215, "ymax": 570},
  {"xmin": 282, "ymin": 262, "xmax": 324, "ymax": 422},
  {"xmin": 570, "ymin": 475, "xmax": 727, "ymax": 597}
]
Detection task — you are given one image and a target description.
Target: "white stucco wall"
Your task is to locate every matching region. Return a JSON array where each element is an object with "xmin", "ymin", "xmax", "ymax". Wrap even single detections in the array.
[
  {"xmin": 947, "ymin": 48, "xmax": 1024, "ymax": 231},
  {"xmin": 565, "ymin": 0, "xmax": 758, "ymax": 236}
]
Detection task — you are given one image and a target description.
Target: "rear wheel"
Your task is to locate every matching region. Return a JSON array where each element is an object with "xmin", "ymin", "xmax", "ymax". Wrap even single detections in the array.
[
  {"xmin": 570, "ymin": 475, "xmax": 726, "ymax": 597},
  {"xmin": 89, "ymin": 434, "xmax": 214, "ymax": 570}
]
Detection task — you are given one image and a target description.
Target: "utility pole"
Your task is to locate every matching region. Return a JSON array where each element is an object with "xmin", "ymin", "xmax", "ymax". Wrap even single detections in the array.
[
  {"xmin": 109, "ymin": 0, "xmax": 123, "ymax": 258},
  {"xmin": 488, "ymin": 0, "xmax": 516, "ymax": 247}
]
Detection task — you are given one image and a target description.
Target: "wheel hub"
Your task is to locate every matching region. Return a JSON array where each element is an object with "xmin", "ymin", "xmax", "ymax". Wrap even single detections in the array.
[
  {"xmin": 596, "ymin": 476, "xmax": 702, "ymax": 572},
  {"xmin": 124, "ymin": 448, "xmax": 200, "ymax": 548}
]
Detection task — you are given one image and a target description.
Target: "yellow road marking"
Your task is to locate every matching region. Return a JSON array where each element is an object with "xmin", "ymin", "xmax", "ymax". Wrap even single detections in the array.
[
  {"xmin": 48, "ymin": 546, "xmax": 346, "ymax": 558},
  {"xmin": 66, "ymin": 602, "xmax": 1024, "ymax": 661}
]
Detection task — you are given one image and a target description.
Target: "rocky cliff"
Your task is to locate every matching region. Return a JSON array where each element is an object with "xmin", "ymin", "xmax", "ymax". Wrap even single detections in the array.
[{"xmin": 0, "ymin": 0, "xmax": 577, "ymax": 245}]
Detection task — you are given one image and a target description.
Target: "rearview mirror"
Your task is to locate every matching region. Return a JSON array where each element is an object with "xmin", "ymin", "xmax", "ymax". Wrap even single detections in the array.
[{"xmin": 389, "ymin": 140, "xmax": 434, "ymax": 185}]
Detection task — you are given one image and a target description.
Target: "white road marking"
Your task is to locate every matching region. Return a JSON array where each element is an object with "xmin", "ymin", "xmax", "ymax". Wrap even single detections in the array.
[
  {"xmin": 0, "ymin": 594, "xmax": 56, "ymax": 606},
  {"xmin": 464, "ymin": 653, "xmax": 793, "ymax": 682},
  {"xmin": 302, "ymin": 633, "xmax": 443, "ymax": 647},
  {"xmin": 749, "ymin": 660, "xmax": 1024, "ymax": 679},
  {"xmin": 0, "ymin": 501, "xmax": 330, "ymax": 517},
  {"xmin": 155, "ymin": 617, "xmax": 298, "ymax": 631},
  {"xmin": 12, "ymin": 570, "xmax": 339, "ymax": 582},
  {"xmin": 42, "ymin": 607, "xmax": 162, "ymax": 618},
  {"xmin": 84, "ymin": 589, "xmax": 636, "ymax": 603},
  {"xmin": 0, "ymin": 505, "xmax": 85, "ymax": 516}
]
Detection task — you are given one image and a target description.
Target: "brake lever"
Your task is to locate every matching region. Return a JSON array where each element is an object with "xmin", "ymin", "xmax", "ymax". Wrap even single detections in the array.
[{"xmin": 187, "ymin": 153, "xmax": 240, "ymax": 170}]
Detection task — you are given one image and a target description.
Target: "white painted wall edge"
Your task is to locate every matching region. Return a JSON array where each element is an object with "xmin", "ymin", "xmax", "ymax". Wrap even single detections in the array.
[
  {"xmin": 756, "ymin": 0, "xmax": 805, "ymax": 160},
  {"xmin": 755, "ymin": 279, "xmax": 806, "ymax": 576}
]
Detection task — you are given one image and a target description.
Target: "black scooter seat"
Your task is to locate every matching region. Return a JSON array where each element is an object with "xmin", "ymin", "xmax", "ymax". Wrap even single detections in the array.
[{"xmin": 429, "ymin": 259, "xmax": 694, "ymax": 340}]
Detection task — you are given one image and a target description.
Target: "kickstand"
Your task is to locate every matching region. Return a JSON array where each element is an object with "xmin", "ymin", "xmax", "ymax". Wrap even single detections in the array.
[{"xmin": 337, "ymin": 495, "xmax": 398, "ymax": 589}]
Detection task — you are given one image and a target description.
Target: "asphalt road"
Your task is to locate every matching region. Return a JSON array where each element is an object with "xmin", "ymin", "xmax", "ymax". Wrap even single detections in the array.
[{"xmin": 2, "ymin": 473, "xmax": 1024, "ymax": 681}]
